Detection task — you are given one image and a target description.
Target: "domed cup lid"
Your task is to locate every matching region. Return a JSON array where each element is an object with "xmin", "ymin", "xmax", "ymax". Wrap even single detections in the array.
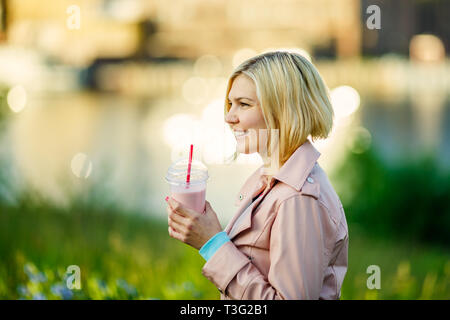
[{"xmin": 165, "ymin": 159, "xmax": 209, "ymax": 186}]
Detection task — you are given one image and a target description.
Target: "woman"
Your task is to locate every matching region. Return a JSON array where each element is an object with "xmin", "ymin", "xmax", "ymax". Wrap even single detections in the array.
[{"xmin": 165, "ymin": 51, "xmax": 348, "ymax": 300}]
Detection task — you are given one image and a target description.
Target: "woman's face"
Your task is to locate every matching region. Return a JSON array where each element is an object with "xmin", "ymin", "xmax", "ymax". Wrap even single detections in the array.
[{"xmin": 225, "ymin": 74, "xmax": 268, "ymax": 155}]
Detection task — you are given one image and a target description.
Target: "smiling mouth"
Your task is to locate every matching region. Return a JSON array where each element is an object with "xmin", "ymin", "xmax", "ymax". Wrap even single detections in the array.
[{"xmin": 233, "ymin": 130, "xmax": 250, "ymax": 138}]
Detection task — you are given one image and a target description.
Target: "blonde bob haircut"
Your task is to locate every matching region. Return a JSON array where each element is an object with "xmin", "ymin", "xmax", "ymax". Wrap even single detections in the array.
[{"xmin": 225, "ymin": 51, "xmax": 334, "ymax": 168}]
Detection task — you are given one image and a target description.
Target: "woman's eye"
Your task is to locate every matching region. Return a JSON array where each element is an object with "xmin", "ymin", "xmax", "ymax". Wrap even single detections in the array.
[{"xmin": 227, "ymin": 100, "xmax": 250, "ymax": 107}]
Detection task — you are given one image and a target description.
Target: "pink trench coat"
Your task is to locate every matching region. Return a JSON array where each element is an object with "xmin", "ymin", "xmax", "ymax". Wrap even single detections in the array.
[{"xmin": 201, "ymin": 140, "xmax": 349, "ymax": 300}]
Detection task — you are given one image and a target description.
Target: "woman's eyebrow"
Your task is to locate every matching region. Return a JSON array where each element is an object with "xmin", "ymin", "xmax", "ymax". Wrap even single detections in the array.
[{"xmin": 227, "ymin": 96, "xmax": 254, "ymax": 102}]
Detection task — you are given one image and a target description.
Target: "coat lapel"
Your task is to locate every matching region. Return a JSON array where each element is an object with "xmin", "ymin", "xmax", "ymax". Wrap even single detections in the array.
[
  {"xmin": 227, "ymin": 195, "xmax": 263, "ymax": 240},
  {"xmin": 225, "ymin": 166, "xmax": 264, "ymax": 235},
  {"xmin": 226, "ymin": 178, "xmax": 276, "ymax": 240},
  {"xmin": 225, "ymin": 196, "xmax": 253, "ymax": 235}
]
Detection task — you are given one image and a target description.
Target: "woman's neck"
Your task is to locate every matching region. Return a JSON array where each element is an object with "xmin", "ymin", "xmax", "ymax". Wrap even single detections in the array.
[{"xmin": 260, "ymin": 154, "xmax": 280, "ymax": 176}]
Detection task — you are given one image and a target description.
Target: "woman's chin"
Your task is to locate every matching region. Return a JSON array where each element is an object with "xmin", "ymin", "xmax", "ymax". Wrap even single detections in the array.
[{"xmin": 237, "ymin": 141, "xmax": 259, "ymax": 154}]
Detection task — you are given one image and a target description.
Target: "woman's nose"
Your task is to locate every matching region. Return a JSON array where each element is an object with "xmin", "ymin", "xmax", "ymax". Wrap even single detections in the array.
[{"xmin": 225, "ymin": 109, "xmax": 238, "ymax": 124}]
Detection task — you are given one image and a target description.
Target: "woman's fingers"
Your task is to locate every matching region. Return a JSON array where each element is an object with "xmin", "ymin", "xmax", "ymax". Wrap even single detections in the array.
[
  {"xmin": 168, "ymin": 226, "xmax": 185, "ymax": 242},
  {"xmin": 167, "ymin": 197, "xmax": 197, "ymax": 218},
  {"xmin": 168, "ymin": 214, "xmax": 185, "ymax": 232},
  {"xmin": 167, "ymin": 204, "xmax": 190, "ymax": 228},
  {"xmin": 169, "ymin": 210, "xmax": 190, "ymax": 226}
]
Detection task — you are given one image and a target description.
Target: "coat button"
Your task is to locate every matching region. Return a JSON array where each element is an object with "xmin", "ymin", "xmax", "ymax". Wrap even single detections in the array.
[
  {"xmin": 239, "ymin": 194, "xmax": 243, "ymax": 200},
  {"xmin": 307, "ymin": 177, "xmax": 314, "ymax": 183}
]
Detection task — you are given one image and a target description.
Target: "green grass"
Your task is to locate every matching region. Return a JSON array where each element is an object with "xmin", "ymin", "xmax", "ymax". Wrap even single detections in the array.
[
  {"xmin": 343, "ymin": 224, "xmax": 450, "ymax": 299},
  {"xmin": 0, "ymin": 201, "xmax": 449, "ymax": 299},
  {"xmin": 0, "ymin": 202, "xmax": 218, "ymax": 299}
]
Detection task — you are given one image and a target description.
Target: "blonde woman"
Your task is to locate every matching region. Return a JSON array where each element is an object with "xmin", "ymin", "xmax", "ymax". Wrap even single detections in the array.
[{"xmin": 165, "ymin": 51, "xmax": 348, "ymax": 300}]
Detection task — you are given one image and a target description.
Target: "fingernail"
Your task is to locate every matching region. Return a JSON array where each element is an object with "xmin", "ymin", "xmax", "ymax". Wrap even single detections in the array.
[{"xmin": 165, "ymin": 196, "xmax": 169, "ymax": 202}]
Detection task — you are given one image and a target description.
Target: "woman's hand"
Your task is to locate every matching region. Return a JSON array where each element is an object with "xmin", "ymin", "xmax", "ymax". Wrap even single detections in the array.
[{"xmin": 165, "ymin": 196, "xmax": 223, "ymax": 250}]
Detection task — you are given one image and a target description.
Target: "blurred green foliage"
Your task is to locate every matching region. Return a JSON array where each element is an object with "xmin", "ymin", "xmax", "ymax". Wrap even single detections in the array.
[
  {"xmin": 332, "ymin": 146, "xmax": 450, "ymax": 246},
  {"xmin": 0, "ymin": 85, "xmax": 9, "ymax": 126},
  {"xmin": 0, "ymin": 195, "xmax": 219, "ymax": 300},
  {"xmin": 0, "ymin": 191, "xmax": 449, "ymax": 300}
]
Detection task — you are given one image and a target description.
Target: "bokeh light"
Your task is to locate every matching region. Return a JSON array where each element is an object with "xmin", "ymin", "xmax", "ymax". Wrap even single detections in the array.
[
  {"xmin": 70, "ymin": 153, "xmax": 92, "ymax": 179},
  {"xmin": 103, "ymin": 0, "xmax": 145, "ymax": 22},
  {"xmin": 409, "ymin": 34, "xmax": 445, "ymax": 63},
  {"xmin": 194, "ymin": 55, "xmax": 223, "ymax": 78},
  {"xmin": 208, "ymin": 77, "xmax": 228, "ymax": 99},
  {"xmin": 182, "ymin": 77, "xmax": 208, "ymax": 105},
  {"xmin": 163, "ymin": 113, "xmax": 202, "ymax": 151},
  {"xmin": 201, "ymin": 99, "xmax": 224, "ymax": 127},
  {"xmin": 0, "ymin": 47, "xmax": 44, "ymax": 89},
  {"xmin": 330, "ymin": 85, "xmax": 361, "ymax": 121},
  {"xmin": 201, "ymin": 99, "xmax": 235, "ymax": 164},
  {"xmin": 7, "ymin": 85, "xmax": 27, "ymax": 113}
]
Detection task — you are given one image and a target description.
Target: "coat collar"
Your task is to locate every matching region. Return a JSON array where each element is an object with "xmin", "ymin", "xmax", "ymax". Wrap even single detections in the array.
[
  {"xmin": 233, "ymin": 139, "xmax": 321, "ymax": 206},
  {"xmin": 270, "ymin": 139, "xmax": 321, "ymax": 191},
  {"xmin": 227, "ymin": 140, "xmax": 321, "ymax": 239}
]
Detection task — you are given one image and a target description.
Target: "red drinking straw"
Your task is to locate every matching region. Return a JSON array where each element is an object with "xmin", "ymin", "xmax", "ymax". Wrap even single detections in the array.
[{"xmin": 186, "ymin": 144, "xmax": 193, "ymax": 185}]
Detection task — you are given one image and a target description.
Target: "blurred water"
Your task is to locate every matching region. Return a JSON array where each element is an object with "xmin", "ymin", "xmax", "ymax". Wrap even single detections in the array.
[
  {"xmin": 0, "ymin": 61, "xmax": 449, "ymax": 224},
  {"xmin": 362, "ymin": 96, "xmax": 450, "ymax": 168},
  {"xmin": 0, "ymin": 91, "xmax": 260, "ymax": 224}
]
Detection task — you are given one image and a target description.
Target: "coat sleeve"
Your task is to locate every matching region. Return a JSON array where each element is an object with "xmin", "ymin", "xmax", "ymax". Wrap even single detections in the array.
[{"xmin": 201, "ymin": 194, "xmax": 335, "ymax": 299}]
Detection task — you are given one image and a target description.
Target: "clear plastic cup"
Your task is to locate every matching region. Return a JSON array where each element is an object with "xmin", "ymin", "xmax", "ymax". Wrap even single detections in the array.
[{"xmin": 165, "ymin": 159, "xmax": 209, "ymax": 214}]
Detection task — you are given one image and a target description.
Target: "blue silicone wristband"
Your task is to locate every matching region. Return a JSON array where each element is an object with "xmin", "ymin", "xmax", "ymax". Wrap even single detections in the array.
[{"xmin": 199, "ymin": 231, "xmax": 230, "ymax": 261}]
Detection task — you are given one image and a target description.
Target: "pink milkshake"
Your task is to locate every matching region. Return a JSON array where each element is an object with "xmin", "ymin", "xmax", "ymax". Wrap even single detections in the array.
[
  {"xmin": 165, "ymin": 158, "xmax": 209, "ymax": 214},
  {"xmin": 170, "ymin": 183, "xmax": 206, "ymax": 214}
]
